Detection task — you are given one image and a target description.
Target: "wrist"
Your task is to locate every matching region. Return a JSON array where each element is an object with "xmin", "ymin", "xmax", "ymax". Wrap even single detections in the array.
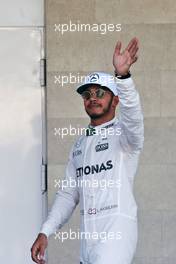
[
  {"xmin": 114, "ymin": 70, "xmax": 131, "ymax": 79},
  {"xmin": 38, "ymin": 233, "xmax": 48, "ymax": 239}
]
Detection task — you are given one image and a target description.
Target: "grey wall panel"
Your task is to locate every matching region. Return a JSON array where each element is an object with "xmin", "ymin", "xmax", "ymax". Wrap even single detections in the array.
[{"xmin": 0, "ymin": 0, "xmax": 44, "ymax": 26}]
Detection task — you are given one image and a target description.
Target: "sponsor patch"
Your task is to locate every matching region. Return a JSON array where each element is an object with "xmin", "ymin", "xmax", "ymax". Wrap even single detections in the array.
[
  {"xmin": 76, "ymin": 160, "xmax": 113, "ymax": 177},
  {"xmin": 95, "ymin": 143, "xmax": 109, "ymax": 152}
]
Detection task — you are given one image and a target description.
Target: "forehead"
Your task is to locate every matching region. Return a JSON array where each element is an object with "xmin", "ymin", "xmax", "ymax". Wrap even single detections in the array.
[{"xmin": 84, "ymin": 84, "xmax": 110, "ymax": 92}]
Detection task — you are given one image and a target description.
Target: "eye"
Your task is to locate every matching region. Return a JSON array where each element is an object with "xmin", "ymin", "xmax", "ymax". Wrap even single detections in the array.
[
  {"xmin": 96, "ymin": 89, "xmax": 105, "ymax": 98},
  {"xmin": 81, "ymin": 91, "xmax": 90, "ymax": 99}
]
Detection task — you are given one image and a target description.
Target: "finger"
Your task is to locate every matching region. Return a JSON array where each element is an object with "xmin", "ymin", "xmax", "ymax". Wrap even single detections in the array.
[
  {"xmin": 132, "ymin": 56, "xmax": 138, "ymax": 64},
  {"xmin": 126, "ymin": 37, "xmax": 138, "ymax": 52},
  {"xmin": 37, "ymin": 252, "xmax": 46, "ymax": 264},
  {"xmin": 127, "ymin": 39, "xmax": 139, "ymax": 57},
  {"xmin": 130, "ymin": 46, "xmax": 139, "ymax": 58},
  {"xmin": 31, "ymin": 246, "xmax": 40, "ymax": 263},
  {"xmin": 129, "ymin": 41, "xmax": 138, "ymax": 56},
  {"xmin": 39, "ymin": 246, "xmax": 45, "ymax": 262},
  {"xmin": 114, "ymin": 41, "xmax": 122, "ymax": 55}
]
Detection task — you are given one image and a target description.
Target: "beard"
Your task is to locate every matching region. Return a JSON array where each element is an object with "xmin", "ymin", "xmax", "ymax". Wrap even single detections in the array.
[{"xmin": 85, "ymin": 96, "xmax": 114, "ymax": 119}]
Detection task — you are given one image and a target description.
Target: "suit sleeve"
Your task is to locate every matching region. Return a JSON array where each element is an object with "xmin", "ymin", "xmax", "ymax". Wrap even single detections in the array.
[
  {"xmin": 117, "ymin": 77, "xmax": 144, "ymax": 152},
  {"xmin": 39, "ymin": 146, "xmax": 79, "ymax": 238}
]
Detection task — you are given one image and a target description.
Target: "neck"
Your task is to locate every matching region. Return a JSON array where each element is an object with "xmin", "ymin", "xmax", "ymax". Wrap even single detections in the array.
[{"xmin": 90, "ymin": 112, "xmax": 115, "ymax": 126}]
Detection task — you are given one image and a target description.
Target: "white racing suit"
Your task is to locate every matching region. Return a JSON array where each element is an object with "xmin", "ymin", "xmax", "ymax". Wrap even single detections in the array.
[{"xmin": 40, "ymin": 77, "xmax": 144, "ymax": 264}]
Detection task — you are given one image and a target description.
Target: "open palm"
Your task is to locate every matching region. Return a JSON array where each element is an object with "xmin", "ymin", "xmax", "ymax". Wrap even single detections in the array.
[{"xmin": 113, "ymin": 37, "xmax": 139, "ymax": 76}]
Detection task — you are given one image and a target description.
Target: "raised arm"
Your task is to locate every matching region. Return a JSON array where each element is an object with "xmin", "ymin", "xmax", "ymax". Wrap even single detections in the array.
[{"xmin": 113, "ymin": 38, "xmax": 144, "ymax": 152}]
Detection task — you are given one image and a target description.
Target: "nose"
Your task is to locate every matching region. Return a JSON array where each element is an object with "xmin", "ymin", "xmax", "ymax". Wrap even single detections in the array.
[
  {"xmin": 89, "ymin": 91, "xmax": 97, "ymax": 100},
  {"xmin": 89, "ymin": 96, "xmax": 97, "ymax": 102}
]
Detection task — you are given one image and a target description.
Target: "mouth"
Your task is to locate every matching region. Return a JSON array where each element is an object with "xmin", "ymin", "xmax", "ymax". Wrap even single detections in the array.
[{"xmin": 88, "ymin": 104, "xmax": 101, "ymax": 108}]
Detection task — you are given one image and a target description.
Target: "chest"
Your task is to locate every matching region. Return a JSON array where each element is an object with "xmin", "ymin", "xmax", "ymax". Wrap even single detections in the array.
[{"xmin": 73, "ymin": 134, "xmax": 122, "ymax": 177}]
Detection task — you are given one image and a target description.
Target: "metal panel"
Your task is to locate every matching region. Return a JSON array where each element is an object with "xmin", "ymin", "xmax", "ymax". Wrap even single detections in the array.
[{"xmin": 0, "ymin": 28, "xmax": 45, "ymax": 264}]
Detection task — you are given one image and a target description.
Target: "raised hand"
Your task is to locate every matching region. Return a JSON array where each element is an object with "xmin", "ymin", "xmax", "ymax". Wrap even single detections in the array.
[{"xmin": 113, "ymin": 37, "xmax": 139, "ymax": 76}]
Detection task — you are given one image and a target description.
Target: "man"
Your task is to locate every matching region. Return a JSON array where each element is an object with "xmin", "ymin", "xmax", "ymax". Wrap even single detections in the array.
[{"xmin": 31, "ymin": 37, "xmax": 144, "ymax": 264}]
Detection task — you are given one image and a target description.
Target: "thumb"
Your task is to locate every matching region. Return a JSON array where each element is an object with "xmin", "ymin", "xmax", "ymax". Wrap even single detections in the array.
[{"xmin": 114, "ymin": 41, "xmax": 122, "ymax": 55}]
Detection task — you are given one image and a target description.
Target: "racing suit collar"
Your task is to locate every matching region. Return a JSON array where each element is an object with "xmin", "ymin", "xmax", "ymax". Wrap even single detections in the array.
[
  {"xmin": 88, "ymin": 116, "xmax": 117, "ymax": 129},
  {"xmin": 86, "ymin": 116, "xmax": 117, "ymax": 136}
]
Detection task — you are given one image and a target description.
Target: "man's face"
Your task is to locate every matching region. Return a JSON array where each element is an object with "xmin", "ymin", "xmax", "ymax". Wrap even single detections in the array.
[{"xmin": 82, "ymin": 84, "xmax": 116, "ymax": 119}]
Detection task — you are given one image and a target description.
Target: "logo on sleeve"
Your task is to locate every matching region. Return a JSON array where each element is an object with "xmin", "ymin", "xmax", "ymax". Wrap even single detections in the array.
[{"xmin": 73, "ymin": 149, "xmax": 82, "ymax": 157}]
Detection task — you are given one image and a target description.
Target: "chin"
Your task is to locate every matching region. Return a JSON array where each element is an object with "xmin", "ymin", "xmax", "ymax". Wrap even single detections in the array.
[
  {"xmin": 85, "ymin": 107, "xmax": 104, "ymax": 119},
  {"xmin": 88, "ymin": 111, "xmax": 104, "ymax": 119},
  {"xmin": 89, "ymin": 109, "xmax": 102, "ymax": 115}
]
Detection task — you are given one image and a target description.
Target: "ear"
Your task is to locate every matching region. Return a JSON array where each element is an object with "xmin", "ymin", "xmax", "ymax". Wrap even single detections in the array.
[{"xmin": 112, "ymin": 95, "xmax": 119, "ymax": 108}]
